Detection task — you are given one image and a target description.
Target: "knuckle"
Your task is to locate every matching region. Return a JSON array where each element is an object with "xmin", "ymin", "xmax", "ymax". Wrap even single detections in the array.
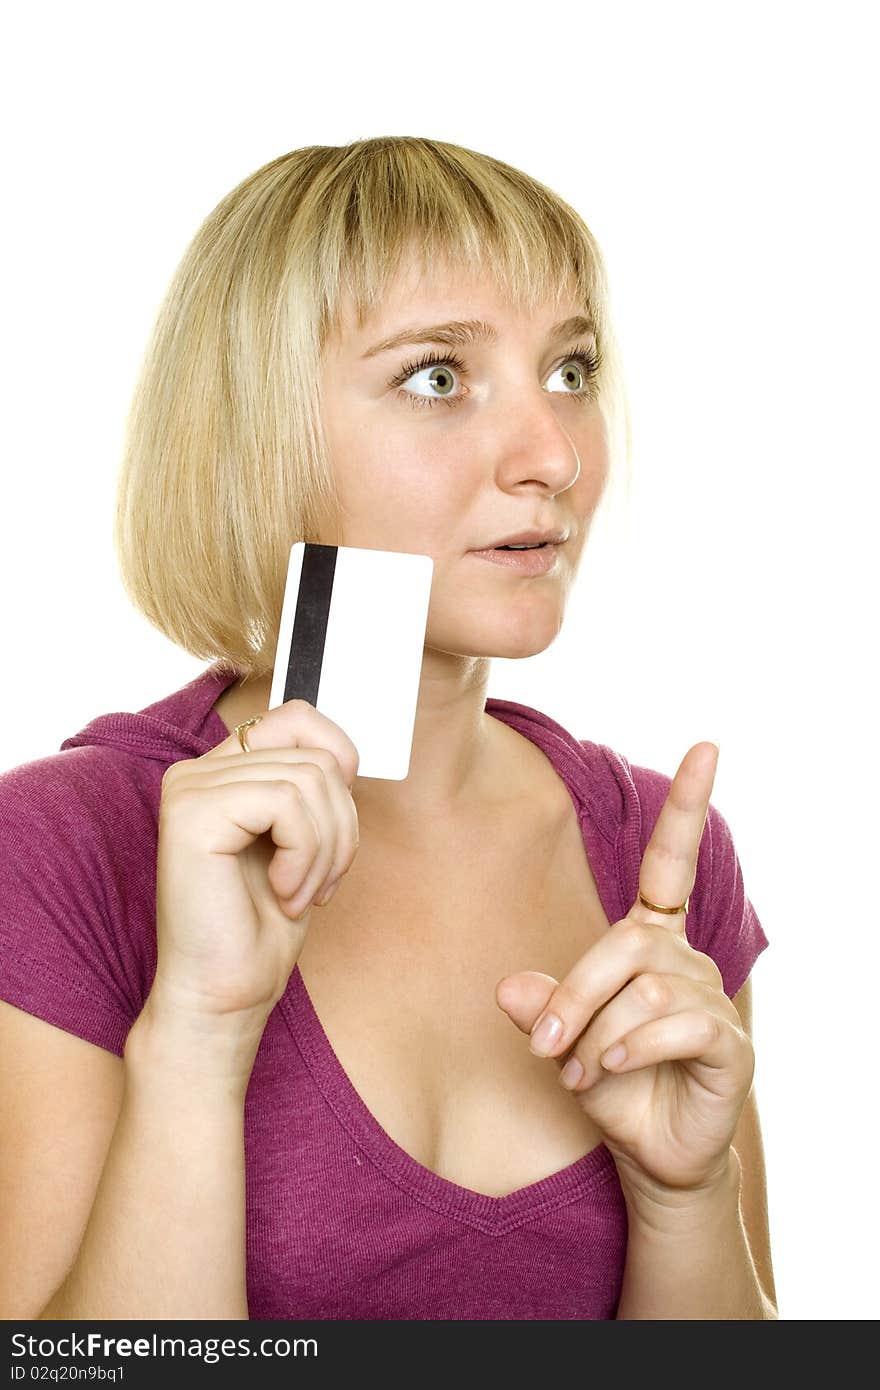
[
  {"xmin": 161, "ymin": 759, "xmax": 186, "ymax": 790},
  {"xmin": 552, "ymin": 980, "xmax": 593, "ymax": 1014},
  {"xmin": 274, "ymin": 778, "xmax": 306, "ymax": 807},
  {"xmin": 696, "ymin": 1010, "xmax": 721, "ymax": 1045},
  {"xmin": 302, "ymin": 747, "xmax": 337, "ymax": 775},
  {"xmin": 635, "ymin": 971, "xmax": 670, "ymax": 1011},
  {"xmin": 617, "ymin": 920, "xmax": 652, "ymax": 959},
  {"xmin": 699, "ymin": 951, "xmax": 723, "ymax": 990}
]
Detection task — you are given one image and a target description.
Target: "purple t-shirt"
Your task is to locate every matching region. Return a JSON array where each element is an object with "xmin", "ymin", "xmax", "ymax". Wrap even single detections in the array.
[{"xmin": 0, "ymin": 661, "xmax": 768, "ymax": 1320}]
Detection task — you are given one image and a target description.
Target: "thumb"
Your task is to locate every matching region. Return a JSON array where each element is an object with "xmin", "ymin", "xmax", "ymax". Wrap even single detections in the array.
[{"xmin": 495, "ymin": 971, "xmax": 558, "ymax": 1035}]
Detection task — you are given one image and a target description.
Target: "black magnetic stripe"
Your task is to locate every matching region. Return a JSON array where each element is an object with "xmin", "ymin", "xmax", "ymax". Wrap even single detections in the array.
[{"xmin": 284, "ymin": 543, "xmax": 338, "ymax": 706}]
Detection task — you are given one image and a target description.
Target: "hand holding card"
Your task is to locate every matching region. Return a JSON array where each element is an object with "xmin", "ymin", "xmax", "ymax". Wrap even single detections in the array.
[
  {"xmin": 149, "ymin": 693, "xmax": 362, "ymax": 1083},
  {"xmin": 269, "ymin": 542, "xmax": 434, "ymax": 780}
]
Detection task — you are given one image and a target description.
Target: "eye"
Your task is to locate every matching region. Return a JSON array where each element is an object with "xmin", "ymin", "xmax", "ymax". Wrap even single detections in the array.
[
  {"xmin": 388, "ymin": 351, "xmax": 467, "ymax": 410},
  {"xmin": 387, "ymin": 342, "xmax": 604, "ymax": 411},
  {"xmin": 546, "ymin": 344, "xmax": 603, "ymax": 397}
]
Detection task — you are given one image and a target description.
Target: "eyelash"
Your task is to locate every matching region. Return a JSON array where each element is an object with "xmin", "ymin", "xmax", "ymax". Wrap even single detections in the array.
[{"xmin": 387, "ymin": 342, "xmax": 604, "ymax": 411}]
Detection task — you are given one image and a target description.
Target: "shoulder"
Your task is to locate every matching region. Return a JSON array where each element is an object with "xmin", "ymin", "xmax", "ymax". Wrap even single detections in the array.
[
  {"xmin": 0, "ymin": 742, "xmax": 162, "ymax": 887},
  {"xmin": 1, "ymin": 740, "xmax": 158, "ymax": 811},
  {"xmin": 0, "ymin": 746, "xmax": 162, "ymax": 1048}
]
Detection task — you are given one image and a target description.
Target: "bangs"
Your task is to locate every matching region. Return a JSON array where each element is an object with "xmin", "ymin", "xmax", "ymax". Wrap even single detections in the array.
[{"xmin": 306, "ymin": 138, "xmax": 609, "ymax": 354}]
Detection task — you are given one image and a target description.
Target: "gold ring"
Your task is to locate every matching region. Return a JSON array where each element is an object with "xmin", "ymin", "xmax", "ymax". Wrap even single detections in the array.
[
  {"xmin": 234, "ymin": 715, "xmax": 263, "ymax": 754},
  {"xmin": 638, "ymin": 890, "xmax": 689, "ymax": 916}
]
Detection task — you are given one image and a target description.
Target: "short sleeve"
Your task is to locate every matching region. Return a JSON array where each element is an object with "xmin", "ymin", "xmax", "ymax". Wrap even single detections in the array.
[
  {"xmin": 689, "ymin": 797, "xmax": 769, "ymax": 1000},
  {"xmin": 0, "ymin": 748, "xmax": 159, "ymax": 1057}
]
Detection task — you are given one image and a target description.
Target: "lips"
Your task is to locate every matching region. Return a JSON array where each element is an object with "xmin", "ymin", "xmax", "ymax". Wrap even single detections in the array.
[{"xmin": 468, "ymin": 543, "xmax": 561, "ymax": 575}]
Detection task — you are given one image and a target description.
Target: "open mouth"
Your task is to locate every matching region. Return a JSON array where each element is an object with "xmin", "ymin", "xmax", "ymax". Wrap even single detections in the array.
[{"xmin": 468, "ymin": 542, "xmax": 560, "ymax": 573}]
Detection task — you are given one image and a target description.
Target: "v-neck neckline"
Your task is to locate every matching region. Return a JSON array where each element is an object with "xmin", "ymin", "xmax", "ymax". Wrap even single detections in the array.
[
  {"xmin": 260, "ymin": 696, "xmax": 626, "ymax": 1236},
  {"xmin": 283, "ymin": 963, "xmax": 619, "ymax": 1235}
]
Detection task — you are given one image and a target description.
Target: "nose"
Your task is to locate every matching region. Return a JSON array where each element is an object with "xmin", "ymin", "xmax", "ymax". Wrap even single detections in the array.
[{"xmin": 495, "ymin": 391, "xmax": 581, "ymax": 494}]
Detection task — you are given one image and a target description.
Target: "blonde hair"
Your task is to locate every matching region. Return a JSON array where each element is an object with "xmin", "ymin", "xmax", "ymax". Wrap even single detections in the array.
[{"xmin": 113, "ymin": 136, "xmax": 632, "ymax": 681}]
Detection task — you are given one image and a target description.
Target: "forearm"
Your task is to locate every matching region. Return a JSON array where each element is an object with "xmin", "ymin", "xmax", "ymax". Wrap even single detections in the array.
[
  {"xmin": 38, "ymin": 1009, "xmax": 260, "ymax": 1321},
  {"xmin": 615, "ymin": 1150, "xmax": 777, "ymax": 1320}
]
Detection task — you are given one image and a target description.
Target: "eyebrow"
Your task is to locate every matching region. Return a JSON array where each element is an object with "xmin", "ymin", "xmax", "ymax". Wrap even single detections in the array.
[{"xmin": 360, "ymin": 314, "xmax": 595, "ymax": 360}]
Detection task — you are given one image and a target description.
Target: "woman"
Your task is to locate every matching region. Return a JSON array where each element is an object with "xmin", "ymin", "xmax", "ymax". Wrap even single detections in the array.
[{"xmin": 0, "ymin": 136, "xmax": 775, "ymax": 1320}]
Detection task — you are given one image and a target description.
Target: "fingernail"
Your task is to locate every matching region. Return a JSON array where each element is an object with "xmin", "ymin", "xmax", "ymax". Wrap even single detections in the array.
[
  {"xmin": 529, "ymin": 1012, "xmax": 563, "ymax": 1056},
  {"xmin": 601, "ymin": 1042, "xmax": 627, "ymax": 1068},
  {"xmin": 559, "ymin": 1056, "xmax": 584, "ymax": 1088},
  {"xmin": 315, "ymin": 879, "xmax": 340, "ymax": 906}
]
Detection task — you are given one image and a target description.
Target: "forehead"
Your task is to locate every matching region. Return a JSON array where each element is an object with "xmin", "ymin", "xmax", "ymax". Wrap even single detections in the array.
[{"xmin": 326, "ymin": 245, "xmax": 583, "ymax": 351}]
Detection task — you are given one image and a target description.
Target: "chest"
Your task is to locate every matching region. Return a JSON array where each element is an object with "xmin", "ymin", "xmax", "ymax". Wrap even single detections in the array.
[{"xmin": 295, "ymin": 800, "xmax": 612, "ymax": 1199}]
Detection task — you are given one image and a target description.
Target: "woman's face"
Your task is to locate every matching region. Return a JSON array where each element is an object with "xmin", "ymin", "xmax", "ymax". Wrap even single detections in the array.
[{"xmin": 316, "ymin": 248, "xmax": 611, "ymax": 661}]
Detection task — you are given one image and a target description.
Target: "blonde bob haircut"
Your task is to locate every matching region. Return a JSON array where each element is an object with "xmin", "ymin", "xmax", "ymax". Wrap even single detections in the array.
[{"xmin": 114, "ymin": 135, "xmax": 632, "ymax": 681}]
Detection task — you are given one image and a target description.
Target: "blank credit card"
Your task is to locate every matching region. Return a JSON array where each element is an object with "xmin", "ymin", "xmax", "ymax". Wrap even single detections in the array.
[{"xmin": 269, "ymin": 542, "xmax": 434, "ymax": 780}]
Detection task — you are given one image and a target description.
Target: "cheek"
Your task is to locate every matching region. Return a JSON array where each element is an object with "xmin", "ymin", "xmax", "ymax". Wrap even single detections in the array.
[
  {"xmin": 591, "ymin": 413, "xmax": 614, "ymax": 485},
  {"xmin": 568, "ymin": 417, "xmax": 612, "ymax": 509},
  {"xmin": 575, "ymin": 459, "xmax": 609, "ymax": 509},
  {"xmin": 333, "ymin": 447, "xmax": 471, "ymax": 548}
]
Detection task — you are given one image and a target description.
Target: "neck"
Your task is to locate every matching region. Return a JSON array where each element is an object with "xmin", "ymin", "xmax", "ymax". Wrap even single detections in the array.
[{"xmin": 215, "ymin": 650, "xmax": 512, "ymax": 840}]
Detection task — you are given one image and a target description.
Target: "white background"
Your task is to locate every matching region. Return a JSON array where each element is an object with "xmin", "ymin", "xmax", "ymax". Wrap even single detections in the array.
[{"xmin": 2, "ymin": 1, "xmax": 876, "ymax": 1319}]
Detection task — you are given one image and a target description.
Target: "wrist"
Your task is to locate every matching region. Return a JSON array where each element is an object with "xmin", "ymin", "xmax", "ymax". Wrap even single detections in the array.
[
  {"xmin": 126, "ymin": 990, "xmax": 270, "ymax": 1100},
  {"xmin": 618, "ymin": 1149, "xmax": 742, "ymax": 1236}
]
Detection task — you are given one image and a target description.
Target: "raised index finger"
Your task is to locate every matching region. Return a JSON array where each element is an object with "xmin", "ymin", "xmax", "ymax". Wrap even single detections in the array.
[{"xmin": 633, "ymin": 742, "xmax": 719, "ymax": 934}]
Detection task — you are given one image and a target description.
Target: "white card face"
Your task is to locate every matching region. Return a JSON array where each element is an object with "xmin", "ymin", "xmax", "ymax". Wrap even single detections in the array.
[{"xmin": 269, "ymin": 543, "xmax": 434, "ymax": 781}]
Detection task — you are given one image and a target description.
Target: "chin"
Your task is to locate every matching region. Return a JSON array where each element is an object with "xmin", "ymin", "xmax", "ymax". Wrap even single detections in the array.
[{"xmin": 429, "ymin": 611, "xmax": 565, "ymax": 660}]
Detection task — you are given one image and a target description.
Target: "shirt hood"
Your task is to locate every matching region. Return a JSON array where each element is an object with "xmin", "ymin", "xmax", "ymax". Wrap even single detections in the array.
[{"xmin": 59, "ymin": 660, "xmax": 242, "ymax": 765}]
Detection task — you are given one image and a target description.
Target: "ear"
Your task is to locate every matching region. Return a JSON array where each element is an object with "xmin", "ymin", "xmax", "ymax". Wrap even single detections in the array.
[{"xmin": 494, "ymin": 971, "xmax": 559, "ymax": 1036}]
